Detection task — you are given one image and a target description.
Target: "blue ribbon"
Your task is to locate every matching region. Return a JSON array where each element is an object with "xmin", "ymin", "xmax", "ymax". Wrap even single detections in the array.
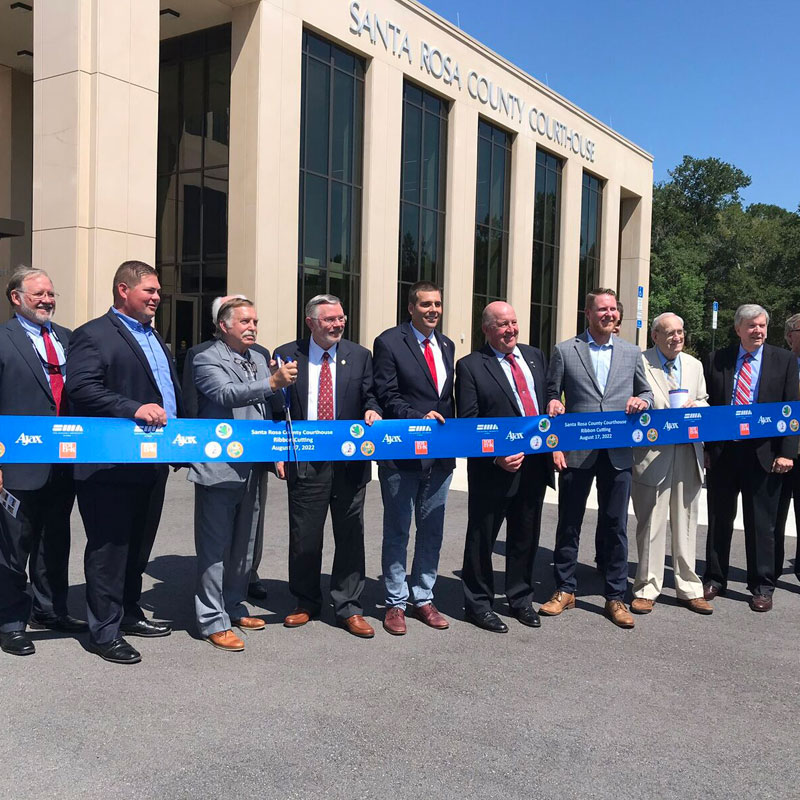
[{"xmin": 0, "ymin": 402, "xmax": 797, "ymax": 464}]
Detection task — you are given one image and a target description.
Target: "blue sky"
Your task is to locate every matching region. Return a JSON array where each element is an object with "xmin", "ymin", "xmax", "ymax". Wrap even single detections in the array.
[{"xmin": 423, "ymin": 0, "xmax": 799, "ymax": 211}]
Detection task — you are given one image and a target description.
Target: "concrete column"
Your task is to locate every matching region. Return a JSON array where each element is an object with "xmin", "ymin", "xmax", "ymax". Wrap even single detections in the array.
[
  {"xmin": 555, "ymin": 156, "xmax": 582, "ymax": 344},
  {"xmin": 442, "ymin": 100, "xmax": 478, "ymax": 357},
  {"xmin": 228, "ymin": 1, "xmax": 302, "ymax": 348},
  {"xmin": 360, "ymin": 59, "xmax": 403, "ymax": 346},
  {"xmin": 32, "ymin": 0, "xmax": 160, "ymax": 328},
  {"xmin": 618, "ymin": 192, "xmax": 652, "ymax": 347},
  {"xmin": 599, "ymin": 177, "xmax": 620, "ymax": 291},
  {"xmin": 506, "ymin": 133, "xmax": 535, "ymax": 338}
]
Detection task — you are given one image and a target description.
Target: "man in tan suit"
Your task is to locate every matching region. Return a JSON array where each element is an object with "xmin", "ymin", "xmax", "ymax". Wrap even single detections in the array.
[{"xmin": 630, "ymin": 312, "xmax": 713, "ymax": 614}]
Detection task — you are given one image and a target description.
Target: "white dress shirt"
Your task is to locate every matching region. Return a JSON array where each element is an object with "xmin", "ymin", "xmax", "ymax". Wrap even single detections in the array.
[
  {"xmin": 307, "ymin": 338, "xmax": 338, "ymax": 421},
  {"xmin": 490, "ymin": 345, "xmax": 537, "ymax": 415},
  {"xmin": 410, "ymin": 323, "xmax": 446, "ymax": 397}
]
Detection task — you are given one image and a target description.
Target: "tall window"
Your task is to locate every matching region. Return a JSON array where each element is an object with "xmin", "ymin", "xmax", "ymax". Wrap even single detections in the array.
[
  {"xmin": 398, "ymin": 82, "xmax": 448, "ymax": 321},
  {"xmin": 156, "ymin": 25, "xmax": 231, "ymax": 371},
  {"xmin": 472, "ymin": 120, "xmax": 512, "ymax": 350},
  {"xmin": 577, "ymin": 172, "xmax": 603, "ymax": 333},
  {"xmin": 530, "ymin": 149, "xmax": 562, "ymax": 356},
  {"xmin": 298, "ymin": 31, "xmax": 365, "ymax": 339}
]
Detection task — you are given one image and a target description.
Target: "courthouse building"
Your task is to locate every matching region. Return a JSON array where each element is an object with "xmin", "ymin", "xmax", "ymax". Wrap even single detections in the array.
[{"xmin": 0, "ymin": 0, "xmax": 653, "ymax": 360}]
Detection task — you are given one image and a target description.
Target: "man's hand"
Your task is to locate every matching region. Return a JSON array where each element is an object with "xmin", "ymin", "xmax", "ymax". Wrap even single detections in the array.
[
  {"xmin": 134, "ymin": 403, "xmax": 167, "ymax": 426},
  {"xmin": 269, "ymin": 360, "xmax": 297, "ymax": 391},
  {"xmin": 625, "ymin": 396, "xmax": 648, "ymax": 414},
  {"xmin": 684, "ymin": 399, "xmax": 696, "ymax": 408},
  {"xmin": 276, "ymin": 461, "xmax": 286, "ymax": 480},
  {"xmin": 494, "ymin": 453, "xmax": 525, "ymax": 473},
  {"xmin": 772, "ymin": 457, "xmax": 794, "ymax": 474},
  {"xmin": 0, "ymin": 468, "xmax": 4, "ymax": 492},
  {"xmin": 553, "ymin": 451, "xmax": 567, "ymax": 472},
  {"xmin": 547, "ymin": 399, "xmax": 565, "ymax": 417},
  {"xmin": 423, "ymin": 410, "xmax": 446, "ymax": 423},
  {"xmin": 364, "ymin": 410, "xmax": 382, "ymax": 426}
]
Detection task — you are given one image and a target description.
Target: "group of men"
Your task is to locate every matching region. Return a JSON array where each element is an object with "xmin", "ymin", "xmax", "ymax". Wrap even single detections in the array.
[{"xmin": 0, "ymin": 262, "xmax": 797, "ymax": 664}]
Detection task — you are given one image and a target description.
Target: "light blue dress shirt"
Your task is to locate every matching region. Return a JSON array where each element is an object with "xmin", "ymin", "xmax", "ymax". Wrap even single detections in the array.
[
  {"xmin": 111, "ymin": 308, "xmax": 178, "ymax": 419},
  {"xmin": 732, "ymin": 345, "xmax": 762, "ymax": 405},
  {"xmin": 16, "ymin": 313, "xmax": 67, "ymax": 382},
  {"xmin": 586, "ymin": 331, "xmax": 613, "ymax": 393},
  {"xmin": 490, "ymin": 345, "xmax": 538, "ymax": 415},
  {"xmin": 656, "ymin": 348, "xmax": 681, "ymax": 387}
]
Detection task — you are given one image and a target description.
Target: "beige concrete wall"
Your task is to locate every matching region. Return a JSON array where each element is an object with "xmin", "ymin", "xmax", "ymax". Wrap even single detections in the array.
[{"xmin": 32, "ymin": 0, "xmax": 160, "ymax": 328}]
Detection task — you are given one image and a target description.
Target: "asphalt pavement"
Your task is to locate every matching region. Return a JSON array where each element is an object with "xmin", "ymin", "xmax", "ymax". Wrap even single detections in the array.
[{"xmin": 2, "ymin": 471, "xmax": 799, "ymax": 800}]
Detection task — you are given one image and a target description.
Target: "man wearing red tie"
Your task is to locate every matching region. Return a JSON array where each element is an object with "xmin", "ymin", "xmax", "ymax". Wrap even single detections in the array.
[
  {"xmin": 704, "ymin": 304, "xmax": 798, "ymax": 611},
  {"xmin": 455, "ymin": 302, "xmax": 554, "ymax": 632},
  {"xmin": 0, "ymin": 268, "xmax": 87, "ymax": 657}
]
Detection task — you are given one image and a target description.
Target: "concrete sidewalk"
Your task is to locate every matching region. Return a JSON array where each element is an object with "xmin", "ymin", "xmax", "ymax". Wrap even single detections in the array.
[{"xmin": 1, "ymin": 471, "xmax": 798, "ymax": 800}]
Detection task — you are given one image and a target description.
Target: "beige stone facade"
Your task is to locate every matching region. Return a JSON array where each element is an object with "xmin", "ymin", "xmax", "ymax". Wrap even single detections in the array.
[{"xmin": 0, "ymin": 0, "xmax": 652, "ymax": 350}]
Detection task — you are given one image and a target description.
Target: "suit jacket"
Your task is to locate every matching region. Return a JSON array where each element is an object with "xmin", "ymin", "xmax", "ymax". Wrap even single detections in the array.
[
  {"xmin": 456, "ymin": 343, "xmax": 555, "ymax": 496},
  {"xmin": 0, "ymin": 317, "xmax": 72, "ymax": 490},
  {"xmin": 188, "ymin": 340, "xmax": 273, "ymax": 488},
  {"xmin": 633, "ymin": 347, "xmax": 708, "ymax": 487},
  {"xmin": 273, "ymin": 337, "xmax": 381, "ymax": 488},
  {"xmin": 372, "ymin": 321, "xmax": 456, "ymax": 471},
  {"xmin": 705, "ymin": 342, "xmax": 799, "ymax": 472},
  {"xmin": 65, "ymin": 309, "xmax": 184, "ymax": 482},
  {"xmin": 546, "ymin": 330, "xmax": 653, "ymax": 470}
]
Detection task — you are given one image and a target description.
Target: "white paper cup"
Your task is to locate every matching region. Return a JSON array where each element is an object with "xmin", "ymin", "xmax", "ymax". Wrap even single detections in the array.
[{"xmin": 669, "ymin": 388, "xmax": 688, "ymax": 409}]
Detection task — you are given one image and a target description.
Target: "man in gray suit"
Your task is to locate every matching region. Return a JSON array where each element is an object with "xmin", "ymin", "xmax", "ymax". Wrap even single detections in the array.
[
  {"xmin": 542, "ymin": 288, "xmax": 652, "ymax": 628},
  {"xmin": 189, "ymin": 298, "xmax": 296, "ymax": 651}
]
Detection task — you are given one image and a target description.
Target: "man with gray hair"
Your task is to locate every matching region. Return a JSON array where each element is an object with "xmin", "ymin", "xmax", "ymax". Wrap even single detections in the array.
[
  {"xmin": 774, "ymin": 312, "xmax": 800, "ymax": 582},
  {"xmin": 703, "ymin": 303, "xmax": 799, "ymax": 612},
  {"xmin": 629, "ymin": 312, "xmax": 712, "ymax": 615},
  {"xmin": 0, "ymin": 267, "xmax": 87, "ymax": 657}
]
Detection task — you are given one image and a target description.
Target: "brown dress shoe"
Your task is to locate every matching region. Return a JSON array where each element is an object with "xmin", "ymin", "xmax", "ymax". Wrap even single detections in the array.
[
  {"xmin": 383, "ymin": 606, "xmax": 406, "ymax": 635},
  {"xmin": 340, "ymin": 614, "xmax": 375, "ymax": 638},
  {"xmin": 410, "ymin": 603, "xmax": 449, "ymax": 629},
  {"xmin": 539, "ymin": 591, "xmax": 576, "ymax": 616},
  {"xmin": 679, "ymin": 597, "xmax": 714, "ymax": 615},
  {"xmin": 750, "ymin": 593, "xmax": 773, "ymax": 612},
  {"xmin": 233, "ymin": 616, "xmax": 266, "ymax": 630},
  {"xmin": 284, "ymin": 608, "xmax": 314, "ymax": 627},
  {"xmin": 207, "ymin": 630, "xmax": 245, "ymax": 651},
  {"xmin": 630, "ymin": 597, "xmax": 654, "ymax": 614},
  {"xmin": 605, "ymin": 600, "xmax": 635, "ymax": 629}
]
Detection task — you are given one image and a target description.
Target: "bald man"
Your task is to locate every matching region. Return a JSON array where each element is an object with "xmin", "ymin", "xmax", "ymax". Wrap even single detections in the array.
[{"xmin": 456, "ymin": 302, "xmax": 554, "ymax": 632}]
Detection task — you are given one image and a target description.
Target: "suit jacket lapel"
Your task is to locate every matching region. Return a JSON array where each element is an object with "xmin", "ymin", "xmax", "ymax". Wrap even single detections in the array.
[
  {"xmin": 294, "ymin": 340, "xmax": 310, "ymax": 420},
  {"xmin": 482, "ymin": 346, "xmax": 521, "ymax": 415},
  {"xmin": 574, "ymin": 335, "xmax": 602, "ymax": 395},
  {"xmin": 107, "ymin": 310, "xmax": 161, "ymax": 395},
  {"xmin": 7, "ymin": 318, "xmax": 53, "ymax": 400},
  {"xmin": 403, "ymin": 323, "xmax": 437, "ymax": 393},
  {"xmin": 644, "ymin": 348, "xmax": 670, "ymax": 406},
  {"xmin": 723, "ymin": 345, "xmax": 737, "ymax": 404},
  {"xmin": 335, "ymin": 340, "xmax": 350, "ymax": 417},
  {"xmin": 435, "ymin": 329, "xmax": 452, "ymax": 391},
  {"xmin": 518, "ymin": 344, "xmax": 544, "ymax": 414}
]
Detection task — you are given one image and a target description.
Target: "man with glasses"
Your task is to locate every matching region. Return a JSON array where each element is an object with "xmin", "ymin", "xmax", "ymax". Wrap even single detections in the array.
[
  {"xmin": 0, "ymin": 268, "xmax": 87, "ymax": 657},
  {"xmin": 629, "ymin": 313, "xmax": 713, "ymax": 615},
  {"xmin": 275, "ymin": 295, "xmax": 381, "ymax": 638}
]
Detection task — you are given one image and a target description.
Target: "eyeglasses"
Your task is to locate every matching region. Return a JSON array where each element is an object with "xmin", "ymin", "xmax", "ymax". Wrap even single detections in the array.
[
  {"xmin": 318, "ymin": 315, "xmax": 347, "ymax": 325},
  {"xmin": 18, "ymin": 291, "xmax": 59, "ymax": 300}
]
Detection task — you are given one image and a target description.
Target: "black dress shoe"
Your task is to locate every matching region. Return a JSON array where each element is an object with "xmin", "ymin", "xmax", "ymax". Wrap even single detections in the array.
[
  {"xmin": 0, "ymin": 630, "xmax": 35, "ymax": 656},
  {"xmin": 120, "ymin": 619, "xmax": 172, "ymax": 638},
  {"xmin": 29, "ymin": 615, "xmax": 89, "ymax": 633},
  {"xmin": 87, "ymin": 637, "xmax": 141, "ymax": 664},
  {"xmin": 465, "ymin": 610, "xmax": 509, "ymax": 633},
  {"xmin": 247, "ymin": 582, "xmax": 268, "ymax": 601},
  {"xmin": 513, "ymin": 605, "xmax": 541, "ymax": 628}
]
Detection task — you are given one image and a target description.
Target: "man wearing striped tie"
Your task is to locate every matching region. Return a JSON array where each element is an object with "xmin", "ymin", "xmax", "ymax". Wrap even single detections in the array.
[{"xmin": 703, "ymin": 304, "xmax": 799, "ymax": 612}]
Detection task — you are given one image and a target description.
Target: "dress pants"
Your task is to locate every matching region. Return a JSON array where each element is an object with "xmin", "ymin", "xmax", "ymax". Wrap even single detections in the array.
[
  {"xmin": 249, "ymin": 470, "xmax": 268, "ymax": 584},
  {"xmin": 194, "ymin": 470, "xmax": 259, "ymax": 636},
  {"xmin": 775, "ymin": 459, "xmax": 800, "ymax": 579},
  {"xmin": 553, "ymin": 450, "xmax": 632, "ymax": 600},
  {"xmin": 462, "ymin": 458, "xmax": 547, "ymax": 616},
  {"xmin": 77, "ymin": 466, "xmax": 168, "ymax": 645},
  {"xmin": 0, "ymin": 468, "xmax": 75, "ymax": 632},
  {"xmin": 704, "ymin": 442, "xmax": 781, "ymax": 596},
  {"xmin": 287, "ymin": 461, "xmax": 366, "ymax": 620},
  {"xmin": 630, "ymin": 445, "xmax": 704, "ymax": 600}
]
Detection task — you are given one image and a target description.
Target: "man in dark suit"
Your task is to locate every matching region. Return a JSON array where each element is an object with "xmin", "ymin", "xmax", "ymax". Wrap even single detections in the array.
[
  {"xmin": 543, "ymin": 288, "xmax": 652, "ymax": 628},
  {"xmin": 703, "ymin": 304, "xmax": 798, "ymax": 612},
  {"xmin": 274, "ymin": 294, "xmax": 381, "ymax": 638},
  {"xmin": 66, "ymin": 261, "xmax": 184, "ymax": 664},
  {"xmin": 0, "ymin": 268, "xmax": 87, "ymax": 657},
  {"xmin": 456, "ymin": 302, "xmax": 554, "ymax": 633},
  {"xmin": 372, "ymin": 281, "xmax": 456, "ymax": 635}
]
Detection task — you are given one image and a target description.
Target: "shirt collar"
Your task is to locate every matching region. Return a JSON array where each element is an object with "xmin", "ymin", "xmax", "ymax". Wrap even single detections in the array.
[
  {"xmin": 490, "ymin": 344, "xmax": 521, "ymax": 361},
  {"xmin": 586, "ymin": 330, "xmax": 613, "ymax": 349},
  {"xmin": 112, "ymin": 307, "xmax": 151, "ymax": 334},
  {"xmin": 737, "ymin": 344, "xmax": 763, "ymax": 363},
  {"xmin": 16, "ymin": 313, "xmax": 50, "ymax": 336},
  {"xmin": 309, "ymin": 337, "xmax": 337, "ymax": 363},
  {"xmin": 411, "ymin": 324, "xmax": 436, "ymax": 345},
  {"xmin": 656, "ymin": 348, "xmax": 679, "ymax": 368}
]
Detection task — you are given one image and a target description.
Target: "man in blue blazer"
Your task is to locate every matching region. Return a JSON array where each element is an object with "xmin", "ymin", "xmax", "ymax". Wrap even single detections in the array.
[
  {"xmin": 0, "ymin": 268, "xmax": 87, "ymax": 657},
  {"xmin": 372, "ymin": 281, "xmax": 455, "ymax": 635},
  {"xmin": 456, "ymin": 302, "xmax": 554, "ymax": 632},
  {"xmin": 66, "ymin": 261, "xmax": 184, "ymax": 664}
]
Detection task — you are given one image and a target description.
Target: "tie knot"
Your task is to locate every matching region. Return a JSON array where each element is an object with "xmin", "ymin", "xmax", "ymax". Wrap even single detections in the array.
[
  {"xmin": 744, "ymin": 352, "xmax": 753, "ymax": 363},
  {"xmin": 322, "ymin": 351, "xmax": 330, "ymax": 362},
  {"xmin": 665, "ymin": 359, "xmax": 674, "ymax": 370},
  {"xmin": 41, "ymin": 326, "xmax": 48, "ymax": 336},
  {"xmin": 423, "ymin": 338, "xmax": 431, "ymax": 348},
  {"xmin": 505, "ymin": 352, "xmax": 516, "ymax": 362}
]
